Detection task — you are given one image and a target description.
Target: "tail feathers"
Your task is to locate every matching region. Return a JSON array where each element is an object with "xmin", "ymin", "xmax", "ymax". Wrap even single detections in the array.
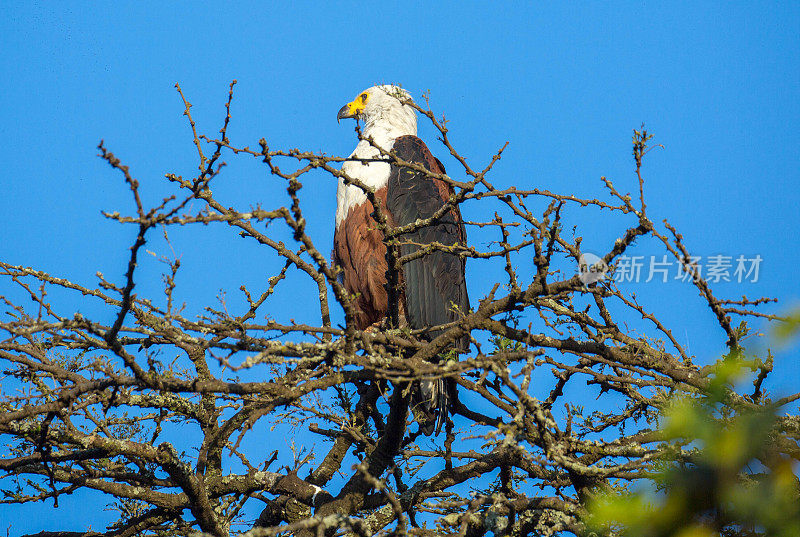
[{"xmin": 411, "ymin": 378, "xmax": 449, "ymax": 435}]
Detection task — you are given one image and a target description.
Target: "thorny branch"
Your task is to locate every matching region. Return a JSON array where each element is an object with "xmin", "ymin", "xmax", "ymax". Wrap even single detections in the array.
[{"xmin": 0, "ymin": 83, "xmax": 793, "ymax": 537}]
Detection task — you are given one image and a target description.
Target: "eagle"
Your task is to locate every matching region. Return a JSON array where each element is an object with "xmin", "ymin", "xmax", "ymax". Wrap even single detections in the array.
[{"xmin": 333, "ymin": 85, "xmax": 469, "ymax": 434}]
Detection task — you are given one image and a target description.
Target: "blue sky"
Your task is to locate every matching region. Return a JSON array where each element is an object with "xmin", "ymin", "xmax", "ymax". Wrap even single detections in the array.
[{"xmin": 1, "ymin": 2, "xmax": 799, "ymax": 534}]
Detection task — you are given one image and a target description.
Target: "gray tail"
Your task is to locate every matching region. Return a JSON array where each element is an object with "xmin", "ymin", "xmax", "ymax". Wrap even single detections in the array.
[{"xmin": 411, "ymin": 378, "xmax": 449, "ymax": 435}]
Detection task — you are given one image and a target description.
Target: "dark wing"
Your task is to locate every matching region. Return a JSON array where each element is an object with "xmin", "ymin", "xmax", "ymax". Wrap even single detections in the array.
[{"xmin": 386, "ymin": 135, "xmax": 469, "ymax": 351}]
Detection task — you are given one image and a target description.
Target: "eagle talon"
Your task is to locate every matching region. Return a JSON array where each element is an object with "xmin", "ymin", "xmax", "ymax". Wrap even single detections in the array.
[{"xmin": 364, "ymin": 320, "xmax": 382, "ymax": 334}]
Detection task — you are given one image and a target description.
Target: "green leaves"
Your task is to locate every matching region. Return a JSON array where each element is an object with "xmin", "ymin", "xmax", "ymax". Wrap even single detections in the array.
[
  {"xmin": 588, "ymin": 353, "xmax": 800, "ymax": 537},
  {"xmin": 774, "ymin": 307, "xmax": 800, "ymax": 342}
]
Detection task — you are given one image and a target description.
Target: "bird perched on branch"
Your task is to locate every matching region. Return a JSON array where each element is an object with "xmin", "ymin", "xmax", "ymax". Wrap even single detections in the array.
[{"xmin": 333, "ymin": 85, "xmax": 469, "ymax": 434}]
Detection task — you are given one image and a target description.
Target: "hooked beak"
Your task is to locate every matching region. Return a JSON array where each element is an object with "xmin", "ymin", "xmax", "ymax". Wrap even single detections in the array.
[
  {"xmin": 336, "ymin": 103, "xmax": 353, "ymax": 123},
  {"xmin": 337, "ymin": 97, "xmax": 366, "ymax": 124}
]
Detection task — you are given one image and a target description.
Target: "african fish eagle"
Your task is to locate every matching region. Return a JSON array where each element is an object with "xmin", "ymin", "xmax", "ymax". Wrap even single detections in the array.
[{"xmin": 334, "ymin": 85, "xmax": 469, "ymax": 434}]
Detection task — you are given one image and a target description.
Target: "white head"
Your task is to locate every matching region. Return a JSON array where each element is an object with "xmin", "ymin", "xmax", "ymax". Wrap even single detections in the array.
[{"xmin": 337, "ymin": 85, "xmax": 417, "ymax": 139}]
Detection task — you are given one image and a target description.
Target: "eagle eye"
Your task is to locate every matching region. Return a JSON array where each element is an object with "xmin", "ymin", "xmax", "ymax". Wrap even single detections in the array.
[{"xmin": 360, "ymin": 93, "xmax": 368, "ymax": 102}]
